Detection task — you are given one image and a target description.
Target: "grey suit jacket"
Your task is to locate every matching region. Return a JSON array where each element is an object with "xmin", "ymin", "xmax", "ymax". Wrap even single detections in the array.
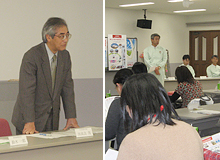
[{"xmin": 12, "ymin": 42, "xmax": 76, "ymax": 132}]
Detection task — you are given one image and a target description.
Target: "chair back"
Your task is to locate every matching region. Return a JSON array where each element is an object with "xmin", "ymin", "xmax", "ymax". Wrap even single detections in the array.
[
  {"xmin": 105, "ymin": 96, "xmax": 119, "ymax": 118},
  {"xmin": 0, "ymin": 118, "xmax": 12, "ymax": 137}
]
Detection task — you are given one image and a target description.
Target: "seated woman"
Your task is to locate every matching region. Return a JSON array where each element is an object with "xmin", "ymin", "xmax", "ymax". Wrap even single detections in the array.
[
  {"xmin": 131, "ymin": 62, "xmax": 148, "ymax": 74},
  {"xmin": 117, "ymin": 73, "xmax": 203, "ymax": 160},
  {"xmin": 105, "ymin": 68, "xmax": 133, "ymax": 150},
  {"xmin": 170, "ymin": 66, "xmax": 203, "ymax": 108}
]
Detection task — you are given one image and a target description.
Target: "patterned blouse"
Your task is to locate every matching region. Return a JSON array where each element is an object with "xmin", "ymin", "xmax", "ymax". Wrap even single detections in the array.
[{"xmin": 175, "ymin": 80, "xmax": 203, "ymax": 108}]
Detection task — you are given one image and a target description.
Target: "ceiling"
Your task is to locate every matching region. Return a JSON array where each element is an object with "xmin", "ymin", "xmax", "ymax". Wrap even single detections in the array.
[{"xmin": 105, "ymin": 0, "xmax": 220, "ymax": 16}]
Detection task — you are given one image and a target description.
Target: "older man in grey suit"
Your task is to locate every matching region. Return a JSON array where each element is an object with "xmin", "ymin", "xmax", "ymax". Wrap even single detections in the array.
[{"xmin": 12, "ymin": 17, "xmax": 79, "ymax": 135}]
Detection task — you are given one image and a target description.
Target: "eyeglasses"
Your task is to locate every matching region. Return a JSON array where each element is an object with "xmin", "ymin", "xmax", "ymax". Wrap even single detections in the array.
[{"xmin": 54, "ymin": 33, "xmax": 72, "ymax": 40}]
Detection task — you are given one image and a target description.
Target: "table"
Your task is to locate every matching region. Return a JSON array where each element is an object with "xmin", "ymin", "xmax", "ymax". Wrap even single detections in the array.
[
  {"xmin": 165, "ymin": 77, "xmax": 220, "ymax": 92},
  {"xmin": 175, "ymin": 103, "xmax": 220, "ymax": 137},
  {"xmin": 0, "ymin": 128, "xmax": 103, "ymax": 160},
  {"xmin": 203, "ymin": 89, "xmax": 220, "ymax": 96}
]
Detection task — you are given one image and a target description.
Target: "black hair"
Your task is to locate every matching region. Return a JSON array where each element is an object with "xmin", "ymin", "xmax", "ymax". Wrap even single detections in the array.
[
  {"xmin": 113, "ymin": 68, "xmax": 133, "ymax": 86},
  {"xmin": 211, "ymin": 55, "xmax": 218, "ymax": 59},
  {"xmin": 182, "ymin": 55, "xmax": 190, "ymax": 60},
  {"xmin": 175, "ymin": 66, "xmax": 194, "ymax": 84},
  {"xmin": 132, "ymin": 62, "xmax": 148, "ymax": 74},
  {"xmin": 121, "ymin": 73, "xmax": 180, "ymax": 133}
]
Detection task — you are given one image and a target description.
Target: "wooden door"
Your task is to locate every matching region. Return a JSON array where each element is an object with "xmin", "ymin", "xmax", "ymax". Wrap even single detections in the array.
[{"xmin": 190, "ymin": 30, "xmax": 220, "ymax": 77}]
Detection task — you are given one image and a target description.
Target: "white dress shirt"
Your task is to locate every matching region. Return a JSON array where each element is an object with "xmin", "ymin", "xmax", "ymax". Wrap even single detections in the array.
[{"xmin": 206, "ymin": 64, "xmax": 220, "ymax": 77}]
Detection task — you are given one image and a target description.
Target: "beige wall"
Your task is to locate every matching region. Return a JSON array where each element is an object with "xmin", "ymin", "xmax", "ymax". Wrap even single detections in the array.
[
  {"xmin": 105, "ymin": 8, "xmax": 220, "ymax": 64},
  {"xmin": 105, "ymin": 8, "xmax": 188, "ymax": 64},
  {"xmin": 186, "ymin": 13, "xmax": 220, "ymax": 31},
  {"xmin": 0, "ymin": 0, "xmax": 103, "ymax": 80}
]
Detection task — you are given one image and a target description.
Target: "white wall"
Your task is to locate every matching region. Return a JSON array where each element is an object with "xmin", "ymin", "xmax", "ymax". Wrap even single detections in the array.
[
  {"xmin": 186, "ymin": 14, "xmax": 220, "ymax": 23},
  {"xmin": 0, "ymin": 0, "xmax": 103, "ymax": 80},
  {"xmin": 186, "ymin": 13, "xmax": 220, "ymax": 31},
  {"xmin": 105, "ymin": 8, "xmax": 189, "ymax": 63}
]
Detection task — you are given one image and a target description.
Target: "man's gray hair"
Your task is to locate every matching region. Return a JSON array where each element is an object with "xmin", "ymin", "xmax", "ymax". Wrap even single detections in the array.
[
  {"xmin": 42, "ymin": 17, "xmax": 68, "ymax": 43},
  {"xmin": 151, "ymin": 33, "xmax": 160, "ymax": 40}
]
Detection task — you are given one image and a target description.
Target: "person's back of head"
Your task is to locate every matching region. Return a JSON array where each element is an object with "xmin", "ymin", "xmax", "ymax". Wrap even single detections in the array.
[
  {"xmin": 113, "ymin": 68, "xmax": 133, "ymax": 86},
  {"xmin": 121, "ymin": 73, "xmax": 179, "ymax": 132},
  {"xmin": 175, "ymin": 66, "xmax": 194, "ymax": 84},
  {"xmin": 132, "ymin": 62, "xmax": 148, "ymax": 74}
]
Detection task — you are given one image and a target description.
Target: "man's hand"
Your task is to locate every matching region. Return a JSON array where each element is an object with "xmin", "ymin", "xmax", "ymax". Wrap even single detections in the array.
[
  {"xmin": 63, "ymin": 118, "xmax": 79, "ymax": 130},
  {"xmin": 22, "ymin": 122, "xmax": 39, "ymax": 134},
  {"xmin": 154, "ymin": 66, "xmax": 161, "ymax": 75}
]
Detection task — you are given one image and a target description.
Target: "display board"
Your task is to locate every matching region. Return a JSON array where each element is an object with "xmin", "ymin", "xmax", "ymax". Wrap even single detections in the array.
[
  {"xmin": 105, "ymin": 37, "xmax": 108, "ymax": 71},
  {"xmin": 105, "ymin": 35, "xmax": 137, "ymax": 71},
  {"xmin": 108, "ymin": 34, "xmax": 127, "ymax": 71}
]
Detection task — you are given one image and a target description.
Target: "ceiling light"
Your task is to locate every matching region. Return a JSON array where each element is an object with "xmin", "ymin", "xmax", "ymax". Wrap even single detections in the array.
[
  {"xmin": 119, "ymin": 2, "xmax": 154, "ymax": 7},
  {"xmin": 174, "ymin": 9, "xmax": 206, "ymax": 13},
  {"xmin": 168, "ymin": 0, "xmax": 183, "ymax": 2}
]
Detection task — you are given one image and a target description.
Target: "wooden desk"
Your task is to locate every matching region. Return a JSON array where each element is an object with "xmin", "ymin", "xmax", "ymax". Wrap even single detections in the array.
[
  {"xmin": 165, "ymin": 77, "xmax": 220, "ymax": 91},
  {"xmin": 0, "ymin": 129, "xmax": 103, "ymax": 160},
  {"xmin": 176, "ymin": 103, "xmax": 220, "ymax": 137}
]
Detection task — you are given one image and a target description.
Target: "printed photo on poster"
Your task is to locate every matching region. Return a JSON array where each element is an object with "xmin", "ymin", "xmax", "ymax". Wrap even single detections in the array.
[{"xmin": 127, "ymin": 38, "xmax": 137, "ymax": 67}]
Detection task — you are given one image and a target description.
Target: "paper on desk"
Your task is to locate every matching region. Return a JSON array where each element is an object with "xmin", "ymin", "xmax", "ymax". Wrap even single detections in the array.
[
  {"xmin": 51, "ymin": 129, "xmax": 76, "ymax": 137},
  {"xmin": 0, "ymin": 139, "xmax": 9, "ymax": 145},
  {"xmin": 105, "ymin": 149, "xmax": 118, "ymax": 160},
  {"xmin": 148, "ymin": 66, "xmax": 156, "ymax": 73},
  {"xmin": 203, "ymin": 132, "xmax": 220, "ymax": 153},
  {"xmin": 28, "ymin": 133, "xmax": 69, "ymax": 139},
  {"xmin": 200, "ymin": 76, "xmax": 207, "ymax": 79},
  {"xmin": 190, "ymin": 109, "xmax": 220, "ymax": 115},
  {"xmin": 28, "ymin": 126, "xmax": 103, "ymax": 139},
  {"xmin": 50, "ymin": 126, "xmax": 103, "ymax": 138},
  {"xmin": 90, "ymin": 126, "xmax": 103, "ymax": 133},
  {"xmin": 68, "ymin": 126, "xmax": 103, "ymax": 134}
]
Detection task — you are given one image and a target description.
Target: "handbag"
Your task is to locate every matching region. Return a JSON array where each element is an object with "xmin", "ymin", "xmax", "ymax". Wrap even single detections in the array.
[{"xmin": 199, "ymin": 95, "xmax": 213, "ymax": 106}]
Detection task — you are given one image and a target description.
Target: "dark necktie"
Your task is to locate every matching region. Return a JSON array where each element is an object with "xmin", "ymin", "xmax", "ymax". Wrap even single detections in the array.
[{"xmin": 51, "ymin": 55, "xmax": 57, "ymax": 91}]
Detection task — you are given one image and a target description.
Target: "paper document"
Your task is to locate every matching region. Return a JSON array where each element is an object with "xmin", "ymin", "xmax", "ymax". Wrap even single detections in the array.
[
  {"xmin": 105, "ymin": 149, "xmax": 118, "ymax": 160},
  {"xmin": 0, "ymin": 139, "xmax": 9, "ymax": 145},
  {"xmin": 90, "ymin": 126, "xmax": 103, "ymax": 133},
  {"xmin": 28, "ymin": 126, "xmax": 103, "ymax": 139},
  {"xmin": 203, "ymin": 132, "xmax": 220, "ymax": 153},
  {"xmin": 190, "ymin": 109, "xmax": 220, "ymax": 115},
  {"xmin": 51, "ymin": 129, "xmax": 76, "ymax": 137},
  {"xmin": 148, "ymin": 66, "xmax": 156, "ymax": 73},
  {"xmin": 28, "ymin": 133, "xmax": 71, "ymax": 139}
]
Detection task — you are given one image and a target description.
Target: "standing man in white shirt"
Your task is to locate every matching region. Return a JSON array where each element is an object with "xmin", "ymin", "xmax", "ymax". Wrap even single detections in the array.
[
  {"xmin": 207, "ymin": 55, "xmax": 220, "ymax": 77},
  {"xmin": 144, "ymin": 33, "xmax": 167, "ymax": 86},
  {"xmin": 180, "ymin": 55, "xmax": 195, "ymax": 77}
]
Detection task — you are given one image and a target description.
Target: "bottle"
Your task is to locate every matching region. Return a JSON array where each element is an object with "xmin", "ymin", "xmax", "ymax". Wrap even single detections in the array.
[
  {"xmin": 217, "ymin": 81, "xmax": 220, "ymax": 90},
  {"xmin": 106, "ymin": 90, "xmax": 111, "ymax": 98}
]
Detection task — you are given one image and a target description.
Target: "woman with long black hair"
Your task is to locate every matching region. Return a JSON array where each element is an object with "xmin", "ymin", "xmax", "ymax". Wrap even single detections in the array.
[
  {"xmin": 170, "ymin": 66, "xmax": 203, "ymax": 108},
  {"xmin": 117, "ymin": 73, "xmax": 203, "ymax": 160}
]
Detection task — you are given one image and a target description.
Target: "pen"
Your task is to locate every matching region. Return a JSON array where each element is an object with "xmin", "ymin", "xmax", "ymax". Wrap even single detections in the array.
[{"xmin": 39, "ymin": 133, "xmax": 52, "ymax": 136}]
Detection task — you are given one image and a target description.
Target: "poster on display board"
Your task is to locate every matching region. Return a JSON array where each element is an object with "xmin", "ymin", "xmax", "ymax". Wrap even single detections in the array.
[
  {"xmin": 108, "ymin": 34, "xmax": 127, "ymax": 71},
  {"xmin": 127, "ymin": 38, "xmax": 137, "ymax": 67}
]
